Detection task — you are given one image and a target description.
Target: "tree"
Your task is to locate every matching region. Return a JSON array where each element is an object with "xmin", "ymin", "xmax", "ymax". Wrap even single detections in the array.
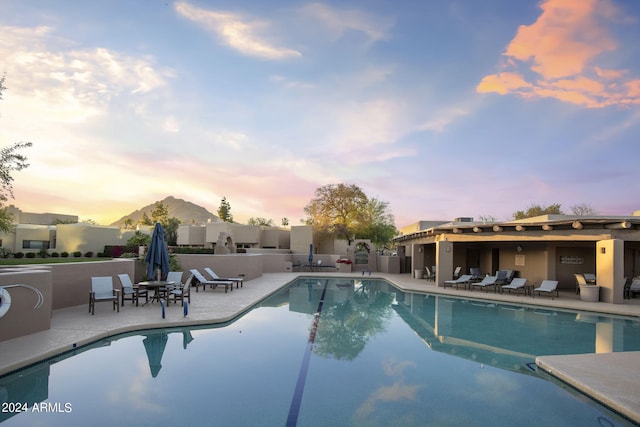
[
  {"xmin": 127, "ymin": 230, "xmax": 150, "ymax": 248},
  {"xmin": 355, "ymin": 197, "xmax": 397, "ymax": 249},
  {"xmin": 150, "ymin": 201, "xmax": 169, "ymax": 224},
  {"xmin": 247, "ymin": 217, "xmax": 274, "ymax": 226},
  {"xmin": 513, "ymin": 203, "xmax": 563, "ymax": 220},
  {"xmin": 304, "ymin": 183, "xmax": 368, "ymax": 241},
  {"xmin": 303, "ymin": 183, "xmax": 396, "ymax": 248},
  {"xmin": 0, "ymin": 76, "xmax": 33, "ymax": 233},
  {"xmin": 570, "ymin": 203, "xmax": 598, "ymax": 216},
  {"xmin": 217, "ymin": 196, "xmax": 233, "ymax": 222},
  {"xmin": 281, "ymin": 217, "xmax": 289, "ymax": 227},
  {"xmin": 478, "ymin": 215, "xmax": 497, "ymax": 222},
  {"xmin": 163, "ymin": 217, "xmax": 180, "ymax": 246},
  {"xmin": 139, "ymin": 212, "xmax": 153, "ymax": 226}
]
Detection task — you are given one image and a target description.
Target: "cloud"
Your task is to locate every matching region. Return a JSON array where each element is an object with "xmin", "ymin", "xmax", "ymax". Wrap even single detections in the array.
[
  {"xmin": 476, "ymin": 0, "xmax": 640, "ymax": 108},
  {"xmin": 300, "ymin": 2, "xmax": 394, "ymax": 44},
  {"xmin": 0, "ymin": 25, "xmax": 173, "ymax": 124},
  {"xmin": 175, "ymin": 2, "xmax": 301, "ymax": 60}
]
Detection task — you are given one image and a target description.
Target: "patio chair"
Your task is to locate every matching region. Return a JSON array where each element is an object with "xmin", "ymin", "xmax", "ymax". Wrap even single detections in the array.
[
  {"xmin": 533, "ymin": 280, "xmax": 559, "ymax": 299},
  {"xmin": 89, "ymin": 276, "xmax": 120, "ymax": 315},
  {"xmin": 204, "ymin": 267, "xmax": 244, "ymax": 288},
  {"xmin": 117, "ymin": 273, "xmax": 149, "ymax": 307},
  {"xmin": 574, "ymin": 274, "xmax": 588, "ymax": 295},
  {"xmin": 443, "ymin": 274, "xmax": 472, "ymax": 290},
  {"xmin": 453, "ymin": 266, "xmax": 462, "ymax": 279},
  {"xmin": 424, "ymin": 267, "xmax": 435, "ymax": 281},
  {"xmin": 190, "ymin": 269, "xmax": 233, "ymax": 293},
  {"xmin": 469, "ymin": 268, "xmax": 482, "ymax": 281},
  {"xmin": 166, "ymin": 271, "xmax": 183, "ymax": 291},
  {"xmin": 495, "ymin": 270, "xmax": 509, "ymax": 286},
  {"xmin": 169, "ymin": 274, "xmax": 192, "ymax": 306},
  {"xmin": 503, "ymin": 269, "xmax": 515, "ymax": 284},
  {"xmin": 469, "ymin": 275, "xmax": 498, "ymax": 292},
  {"xmin": 501, "ymin": 278, "xmax": 527, "ymax": 295}
]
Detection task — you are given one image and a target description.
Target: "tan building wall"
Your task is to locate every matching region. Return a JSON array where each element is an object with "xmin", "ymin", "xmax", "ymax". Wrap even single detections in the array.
[
  {"xmin": 291, "ymin": 225, "xmax": 313, "ymax": 254},
  {"xmin": 177, "ymin": 224, "xmax": 206, "ymax": 246},
  {"xmin": 55, "ymin": 223, "xmax": 126, "ymax": 255}
]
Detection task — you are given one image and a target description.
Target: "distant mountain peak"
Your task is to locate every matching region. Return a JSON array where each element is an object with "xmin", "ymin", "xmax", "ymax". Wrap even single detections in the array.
[{"xmin": 110, "ymin": 196, "xmax": 219, "ymax": 227}]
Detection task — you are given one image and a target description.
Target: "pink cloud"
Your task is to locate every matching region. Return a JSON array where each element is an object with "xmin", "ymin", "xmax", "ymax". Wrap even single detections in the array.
[{"xmin": 477, "ymin": 0, "xmax": 640, "ymax": 108}]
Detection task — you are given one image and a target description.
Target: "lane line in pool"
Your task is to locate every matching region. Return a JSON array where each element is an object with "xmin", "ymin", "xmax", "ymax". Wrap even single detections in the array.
[{"xmin": 286, "ymin": 280, "xmax": 329, "ymax": 427}]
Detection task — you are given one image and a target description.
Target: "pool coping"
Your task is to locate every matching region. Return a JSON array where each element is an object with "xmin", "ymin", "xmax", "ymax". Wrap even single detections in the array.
[{"xmin": 1, "ymin": 272, "xmax": 640, "ymax": 423}]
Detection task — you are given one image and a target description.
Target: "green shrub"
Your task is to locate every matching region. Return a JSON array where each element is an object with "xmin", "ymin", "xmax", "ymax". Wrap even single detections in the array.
[
  {"xmin": 73, "ymin": 251, "xmax": 82, "ymax": 257},
  {"xmin": 0, "ymin": 248, "xmax": 12, "ymax": 258},
  {"xmin": 14, "ymin": 252, "xmax": 24, "ymax": 258},
  {"xmin": 61, "ymin": 251, "xmax": 69, "ymax": 258},
  {"xmin": 26, "ymin": 252, "xmax": 36, "ymax": 258},
  {"xmin": 51, "ymin": 252, "xmax": 60, "ymax": 257},
  {"xmin": 84, "ymin": 251, "xmax": 93, "ymax": 257},
  {"xmin": 38, "ymin": 248, "xmax": 49, "ymax": 258}
]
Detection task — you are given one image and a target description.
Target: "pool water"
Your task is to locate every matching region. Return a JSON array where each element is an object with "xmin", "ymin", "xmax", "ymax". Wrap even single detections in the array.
[{"xmin": 1, "ymin": 277, "xmax": 639, "ymax": 426}]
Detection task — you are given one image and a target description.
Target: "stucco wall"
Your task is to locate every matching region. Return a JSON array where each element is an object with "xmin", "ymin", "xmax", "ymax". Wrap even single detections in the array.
[{"xmin": 0, "ymin": 268, "xmax": 52, "ymax": 342}]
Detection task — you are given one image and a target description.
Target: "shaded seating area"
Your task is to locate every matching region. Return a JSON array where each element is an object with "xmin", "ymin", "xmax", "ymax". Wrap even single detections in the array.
[
  {"xmin": 443, "ymin": 274, "xmax": 472, "ymax": 290},
  {"xmin": 204, "ymin": 267, "xmax": 244, "ymax": 289},
  {"xmin": 533, "ymin": 280, "xmax": 559, "ymax": 299},
  {"xmin": 89, "ymin": 276, "xmax": 120, "ymax": 315},
  {"xmin": 190, "ymin": 269, "xmax": 233, "ymax": 293},
  {"xmin": 117, "ymin": 274, "xmax": 148, "ymax": 307},
  {"xmin": 501, "ymin": 278, "xmax": 527, "ymax": 295}
]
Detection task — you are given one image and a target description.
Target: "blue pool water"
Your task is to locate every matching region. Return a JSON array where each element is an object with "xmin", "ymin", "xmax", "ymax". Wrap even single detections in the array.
[{"xmin": 1, "ymin": 277, "xmax": 639, "ymax": 426}]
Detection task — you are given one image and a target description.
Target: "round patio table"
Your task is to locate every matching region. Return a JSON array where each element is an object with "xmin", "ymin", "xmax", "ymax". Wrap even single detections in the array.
[{"xmin": 138, "ymin": 281, "xmax": 174, "ymax": 305}]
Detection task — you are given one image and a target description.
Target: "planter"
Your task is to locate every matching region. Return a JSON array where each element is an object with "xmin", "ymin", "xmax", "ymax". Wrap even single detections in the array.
[
  {"xmin": 414, "ymin": 269, "xmax": 424, "ymax": 279},
  {"xmin": 337, "ymin": 263, "xmax": 352, "ymax": 273},
  {"xmin": 580, "ymin": 285, "xmax": 600, "ymax": 302}
]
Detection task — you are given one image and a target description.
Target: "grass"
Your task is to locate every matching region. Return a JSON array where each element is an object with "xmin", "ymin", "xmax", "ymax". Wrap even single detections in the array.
[{"xmin": 0, "ymin": 257, "xmax": 112, "ymax": 265}]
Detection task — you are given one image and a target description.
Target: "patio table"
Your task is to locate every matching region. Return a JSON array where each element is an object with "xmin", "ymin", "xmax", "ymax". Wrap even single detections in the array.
[{"xmin": 138, "ymin": 281, "xmax": 174, "ymax": 305}]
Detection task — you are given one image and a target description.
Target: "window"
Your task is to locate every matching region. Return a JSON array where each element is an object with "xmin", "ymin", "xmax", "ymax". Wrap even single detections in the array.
[{"xmin": 22, "ymin": 240, "xmax": 50, "ymax": 250}]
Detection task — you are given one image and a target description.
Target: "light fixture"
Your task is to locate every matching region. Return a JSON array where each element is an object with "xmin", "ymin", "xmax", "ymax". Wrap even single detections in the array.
[
  {"xmin": 516, "ymin": 245, "xmax": 523, "ymax": 253},
  {"xmin": 600, "ymin": 247, "xmax": 606, "ymax": 254}
]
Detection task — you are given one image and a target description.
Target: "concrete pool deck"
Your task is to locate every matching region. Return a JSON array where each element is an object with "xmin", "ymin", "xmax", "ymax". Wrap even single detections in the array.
[{"xmin": 1, "ymin": 272, "xmax": 639, "ymax": 423}]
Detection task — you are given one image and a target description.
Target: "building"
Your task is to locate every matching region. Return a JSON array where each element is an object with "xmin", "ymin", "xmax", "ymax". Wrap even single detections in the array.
[{"xmin": 393, "ymin": 214, "xmax": 640, "ymax": 304}]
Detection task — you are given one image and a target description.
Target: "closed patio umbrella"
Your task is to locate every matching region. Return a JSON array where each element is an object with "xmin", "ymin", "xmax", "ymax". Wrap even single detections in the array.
[
  {"xmin": 143, "ymin": 333, "xmax": 168, "ymax": 378},
  {"xmin": 145, "ymin": 222, "xmax": 170, "ymax": 281}
]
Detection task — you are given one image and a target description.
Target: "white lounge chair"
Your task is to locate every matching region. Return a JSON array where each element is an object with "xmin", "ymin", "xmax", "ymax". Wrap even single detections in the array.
[
  {"xmin": 453, "ymin": 266, "xmax": 462, "ymax": 279},
  {"xmin": 204, "ymin": 267, "xmax": 244, "ymax": 289},
  {"xmin": 470, "ymin": 275, "xmax": 498, "ymax": 292},
  {"xmin": 89, "ymin": 276, "xmax": 120, "ymax": 315},
  {"xmin": 117, "ymin": 273, "xmax": 148, "ymax": 306},
  {"xmin": 190, "ymin": 269, "xmax": 233, "ymax": 293},
  {"xmin": 443, "ymin": 274, "xmax": 472, "ymax": 290},
  {"xmin": 533, "ymin": 280, "xmax": 559, "ymax": 299},
  {"xmin": 501, "ymin": 278, "xmax": 527, "ymax": 295},
  {"xmin": 424, "ymin": 267, "xmax": 435, "ymax": 281},
  {"xmin": 574, "ymin": 273, "xmax": 587, "ymax": 295}
]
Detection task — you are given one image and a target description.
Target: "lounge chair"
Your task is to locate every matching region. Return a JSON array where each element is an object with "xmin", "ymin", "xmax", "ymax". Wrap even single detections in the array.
[
  {"xmin": 169, "ymin": 274, "xmax": 192, "ymax": 306},
  {"xmin": 453, "ymin": 266, "xmax": 462, "ymax": 279},
  {"xmin": 628, "ymin": 278, "xmax": 640, "ymax": 298},
  {"xmin": 189, "ymin": 269, "xmax": 233, "ymax": 293},
  {"xmin": 494, "ymin": 270, "xmax": 509, "ymax": 286},
  {"xmin": 574, "ymin": 273, "xmax": 587, "ymax": 295},
  {"xmin": 204, "ymin": 267, "xmax": 244, "ymax": 288},
  {"xmin": 117, "ymin": 273, "xmax": 149, "ymax": 306},
  {"xmin": 89, "ymin": 276, "xmax": 120, "ymax": 315},
  {"xmin": 424, "ymin": 267, "xmax": 435, "ymax": 281},
  {"xmin": 501, "ymin": 278, "xmax": 527, "ymax": 295},
  {"xmin": 533, "ymin": 280, "xmax": 559, "ymax": 299},
  {"xmin": 502, "ymin": 269, "xmax": 515, "ymax": 284},
  {"xmin": 443, "ymin": 274, "xmax": 472, "ymax": 290},
  {"xmin": 469, "ymin": 275, "xmax": 498, "ymax": 292},
  {"xmin": 469, "ymin": 267, "xmax": 482, "ymax": 281}
]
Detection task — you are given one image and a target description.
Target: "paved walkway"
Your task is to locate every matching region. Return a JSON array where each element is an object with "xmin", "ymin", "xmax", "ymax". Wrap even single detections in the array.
[{"xmin": 1, "ymin": 272, "xmax": 639, "ymax": 423}]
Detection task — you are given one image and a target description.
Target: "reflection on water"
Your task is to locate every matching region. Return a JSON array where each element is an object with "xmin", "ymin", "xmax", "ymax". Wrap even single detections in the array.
[{"xmin": 1, "ymin": 277, "xmax": 639, "ymax": 426}]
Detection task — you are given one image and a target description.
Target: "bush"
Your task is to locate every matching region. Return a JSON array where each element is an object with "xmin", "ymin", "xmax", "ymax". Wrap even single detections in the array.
[
  {"xmin": 84, "ymin": 251, "xmax": 93, "ymax": 257},
  {"xmin": 61, "ymin": 251, "xmax": 69, "ymax": 258},
  {"xmin": 38, "ymin": 248, "xmax": 49, "ymax": 258},
  {"xmin": 14, "ymin": 252, "xmax": 24, "ymax": 258},
  {"xmin": 73, "ymin": 251, "xmax": 82, "ymax": 258},
  {"xmin": 26, "ymin": 252, "xmax": 36, "ymax": 258},
  {"xmin": 0, "ymin": 248, "xmax": 12, "ymax": 258},
  {"xmin": 51, "ymin": 252, "xmax": 60, "ymax": 257}
]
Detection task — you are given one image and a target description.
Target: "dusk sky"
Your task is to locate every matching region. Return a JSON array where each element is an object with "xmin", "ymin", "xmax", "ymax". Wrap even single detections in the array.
[{"xmin": 1, "ymin": 0, "xmax": 639, "ymax": 228}]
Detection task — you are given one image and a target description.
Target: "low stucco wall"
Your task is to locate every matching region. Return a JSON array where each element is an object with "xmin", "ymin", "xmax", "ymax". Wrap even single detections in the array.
[
  {"xmin": 0, "ymin": 268, "xmax": 52, "ymax": 342},
  {"xmin": 49, "ymin": 259, "xmax": 136, "ymax": 309}
]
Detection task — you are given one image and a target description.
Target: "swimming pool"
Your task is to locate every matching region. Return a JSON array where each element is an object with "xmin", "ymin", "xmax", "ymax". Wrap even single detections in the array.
[{"xmin": 1, "ymin": 277, "xmax": 639, "ymax": 426}]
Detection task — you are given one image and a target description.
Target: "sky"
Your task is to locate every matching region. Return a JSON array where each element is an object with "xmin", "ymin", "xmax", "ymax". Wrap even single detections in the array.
[{"xmin": 1, "ymin": 0, "xmax": 639, "ymax": 228}]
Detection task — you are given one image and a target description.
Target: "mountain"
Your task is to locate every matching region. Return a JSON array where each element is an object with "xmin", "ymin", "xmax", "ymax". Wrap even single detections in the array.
[{"xmin": 110, "ymin": 196, "xmax": 219, "ymax": 227}]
